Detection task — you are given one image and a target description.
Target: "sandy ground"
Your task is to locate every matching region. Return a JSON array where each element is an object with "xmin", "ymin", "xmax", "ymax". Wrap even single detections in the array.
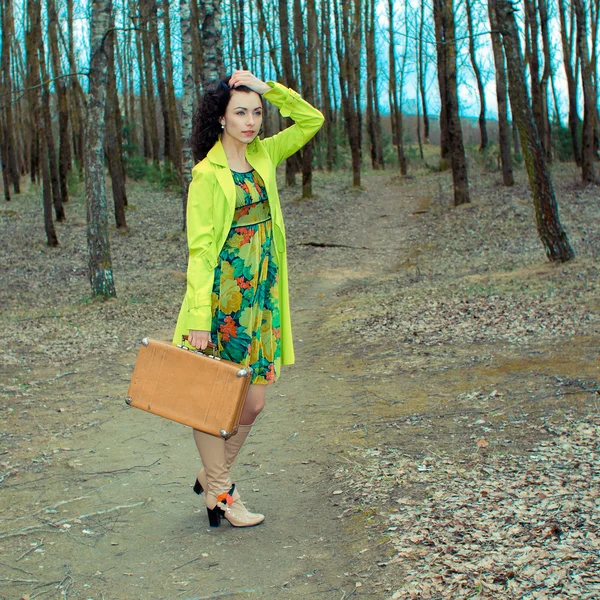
[{"xmin": 1, "ymin": 158, "xmax": 599, "ymax": 599}]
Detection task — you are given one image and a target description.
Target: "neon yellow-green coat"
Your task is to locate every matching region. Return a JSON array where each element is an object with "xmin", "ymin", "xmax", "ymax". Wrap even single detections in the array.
[{"xmin": 172, "ymin": 81, "xmax": 325, "ymax": 365}]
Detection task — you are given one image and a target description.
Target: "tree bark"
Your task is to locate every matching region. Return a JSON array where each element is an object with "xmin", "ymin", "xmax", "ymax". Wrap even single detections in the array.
[
  {"xmin": 524, "ymin": 0, "xmax": 549, "ymax": 160},
  {"xmin": 86, "ymin": 0, "xmax": 117, "ymax": 297},
  {"xmin": 557, "ymin": 0, "xmax": 581, "ymax": 165},
  {"xmin": 48, "ymin": 0, "xmax": 70, "ymax": 203},
  {"xmin": 293, "ymin": 0, "xmax": 317, "ymax": 197},
  {"xmin": 162, "ymin": 0, "xmax": 182, "ymax": 171},
  {"xmin": 573, "ymin": 0, "xmax": 597, "ymax": 183},
  {"xmin": 488, "ymin": 0, "xmax": 514, "ymax": 185},
  {"xmin": 67, "ymin": 0, "xmax": 85, "ymax": 173},
  {"xmin": 1, "ymin": 0, "xmax": 20, "ymax": 195},
  {"xmin": 334, "ymin": 0, "xmax": 362, "ymax": 187},
  {"xmin": 388, "ymin": 0, "xmax": 406, "ymax": 175},
  {"xmin": 139, "ymin": 0, "xmax": 160, "ymax": 164},
  {"xmin": 26, "ymin": 0, "xmax": 58, "ymax": 245},
  {"xmin": 557, "ymin": 0, "xmax": 582, "ymax": 166},
  {"xmin": 433, "ymin": 0, "xmax": 450, "ymax": 166},
  {"xmin": 35, "ymin": 0, "xmax": 64, "ymax": 222},
  {"xmin": 433, "ymin": 0, "xmax": 469, "ymax": 205},
  {"xmin": 200, "ymin": 0, "xmax": 224, "ymax": 86},
  {"xmin": 146, "ymin": 0, "xmax": 171, "ymax": 166},
  {"xmin": 494, "ymin": 0, "xmax": 574, "ymax": 262},
  {"xmin": 279, "ymin": 0, "xmax": 299, "ymax": 186},
  {"xmin": 318, "ymin": 0, "xmax": 334, "ymax": 171},
  {"xmin": 189, "ymin": 0, "xmax": 203, "ymax": 104},
  {"xmin": 365, "ymin": 0, "xmax": 384, "ymax": 169},
  {"xmin": 418, "ymin": 0, "xmax": 430, "ymax": 143},
  {"xmin": 538, "ymin": 0, "xmax": 553, "ymax": 161},
  {"xmin": 134, "ymin": 14, "xmax": 151, "ymax": 160},
  {"xmin": 105, "ymin": 18, "xmax": 128, "ymax": 230},
  {"xmin": 180, "ymin": 0, "xmax": 195, "ymax": 225},
  {"xmin": 465, "ymin": 0, "xmax": 488, "ymax": 151}
]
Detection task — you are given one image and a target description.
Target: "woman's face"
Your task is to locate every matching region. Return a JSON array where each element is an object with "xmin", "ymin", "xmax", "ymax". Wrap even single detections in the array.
[{"xmin": 220, "ymin": 90, "xmax": 263, "ymax": 145}]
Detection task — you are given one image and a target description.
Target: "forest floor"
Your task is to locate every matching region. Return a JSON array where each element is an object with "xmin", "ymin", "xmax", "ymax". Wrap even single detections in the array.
[{"xmin": 1, "ymin": 154, "xmax": 599, "ymax": 600}]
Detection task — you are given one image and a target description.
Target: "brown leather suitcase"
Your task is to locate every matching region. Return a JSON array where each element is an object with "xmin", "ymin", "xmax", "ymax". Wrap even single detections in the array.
[{"xmin": 126, "ymin": 338, "xmax": 252, "ymax": 439}]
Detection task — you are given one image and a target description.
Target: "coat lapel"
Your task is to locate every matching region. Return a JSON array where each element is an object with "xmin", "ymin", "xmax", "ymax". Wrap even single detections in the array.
[{"xmin": 208, "ymin": 139, "xmax": 236, "ymax": 212}]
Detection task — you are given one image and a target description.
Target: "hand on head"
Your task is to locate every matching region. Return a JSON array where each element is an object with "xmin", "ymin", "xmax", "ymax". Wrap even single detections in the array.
[{"xmin": 229, "ymin": 70, "xmax": 271, "ymax": 95}]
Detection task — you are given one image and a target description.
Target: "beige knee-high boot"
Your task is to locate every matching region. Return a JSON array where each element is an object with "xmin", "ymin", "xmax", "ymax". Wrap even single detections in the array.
[
  {"xmin": 194, "ymin": 423, "xmax": 254, "ymax": 494},
  {"xmin": 192, "ymin": 428, "xmax": 263, "ymax": 528}
]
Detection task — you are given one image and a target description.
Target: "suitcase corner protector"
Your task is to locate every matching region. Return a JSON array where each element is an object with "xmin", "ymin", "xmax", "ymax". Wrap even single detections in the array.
[{"xmin": 125, "ymin": 397, "xmax": 133, "ymax": 406}]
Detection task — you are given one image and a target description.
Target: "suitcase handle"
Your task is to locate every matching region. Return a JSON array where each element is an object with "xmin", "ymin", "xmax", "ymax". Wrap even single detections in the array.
[{"xmin": 182, "ymin": 335, "xmax": 218, "ymax": 357}]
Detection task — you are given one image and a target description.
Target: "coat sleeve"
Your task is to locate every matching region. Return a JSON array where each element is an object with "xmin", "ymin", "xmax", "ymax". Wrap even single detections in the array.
[
  {"xmin": 261, "ymin": 81, "xmax": 325, "ymax": 166},
  {"xmin": 185, "ymin": 167, "xmax": 217, "ymax": 331}
]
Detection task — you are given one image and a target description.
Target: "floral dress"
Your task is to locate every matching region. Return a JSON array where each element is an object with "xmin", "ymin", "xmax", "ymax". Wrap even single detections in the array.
[{"xmin": 210, "ymin": 169, "xmax": 281, "ymax": 384}]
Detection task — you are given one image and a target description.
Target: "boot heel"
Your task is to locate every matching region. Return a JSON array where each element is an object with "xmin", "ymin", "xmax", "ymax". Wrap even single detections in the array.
[
  {"xmin": 207, "ymin": 506, "xmax": 223, "ymax": 527},
  {"xmin": 193, "ymin": 479, "xmax": 204, "ymax": 495}
]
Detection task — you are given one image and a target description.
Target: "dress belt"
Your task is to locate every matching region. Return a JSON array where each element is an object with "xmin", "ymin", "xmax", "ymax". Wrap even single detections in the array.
[{"xmin": 231, "ymin": 199, "xmax": 271, "ymax": 228}]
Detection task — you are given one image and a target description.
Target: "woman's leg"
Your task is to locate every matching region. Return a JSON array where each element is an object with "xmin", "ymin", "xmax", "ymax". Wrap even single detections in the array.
[
  {"xmin": 195, "ymin": 384, "xmax": 267, "ymax": 492},
  {"xmin": 240, "ymin": 384, "xmax": 266, "ymax": 425},
  {"xmin": 194, "ymin": 384, "xmax": 267, "ymax": 495}
]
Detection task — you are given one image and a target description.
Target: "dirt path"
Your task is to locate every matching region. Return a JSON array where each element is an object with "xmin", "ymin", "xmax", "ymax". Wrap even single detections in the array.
[
  {"xmin": 2, "ymin": 165, "xmax": 599, "ymax": 599},
  {"xmin": 1, "ymin": 173, "xmax": 404, "ymax": 600}
]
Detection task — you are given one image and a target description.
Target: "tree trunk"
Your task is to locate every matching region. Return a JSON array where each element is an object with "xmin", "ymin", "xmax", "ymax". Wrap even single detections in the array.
[
  {"xmin": 1, "ymin": 0, "xmax": 20, "ymax": 194},
  {"xmin": 26, "ymin": 0, "xmax": 58, "ymax": 245},
  {"xmin": 86, "ymin": 0, "xmax": 117, "ymax": 298},
  {"xmin": 365, "ymin": 0, "xmax": 384, "ymax": 169},
  {"xmin": 48, "ymin": 0, "xmax": 70, "ymax": 203},
  {"xmin": 279, "ymin": 0, "xmax": 299, "ymax": 186},
  {"xmin": 465, "ymin": 0, "xmax": 488, "ymax": 151},
  {"xmin": 257, "ymin": 0, "xmax": 281, "ymax": 81},
  {"xmin": 334, "ymin": 0, "xmax": 361, "ymax": 187},
  {"xmin": 318, "ymin": 0, "xmax": 334, "ymax": 171},
  {"xmin": 35, "ymin": 0, "xmax": 64, "ymax": 222},
  {"xmin": 388, "ymin": 0, "xmax": 406, "ymax": 175},
  {"xmin": 105, "ymin": 19, "xmax": 128, "ymax": 230},
  {"xmin": 433, "ymin": 0, "xmax": 469, "ymax": 205},
  {"xmin": 139, "ymin": 0, "xmax": 160, "ymax": 164},
  {"xmin": 122, "ymin": 21, "xmax": 138, "ymax": 154},
  {"xmin": 200, "ymin": 0, "xmax": 224, "ymax": 86},
  {"xmin": 67, "ymin": 0, "xmax": 85, "ymax": 173},
  {"xmin": 145, "ymin": 0, "xmax": 170, "ymax": 166},
  {"xmin": 162, "ymin": 0, "xmax": 182, "ymax": 171},
  {"xmin": 180, "ymin": 0, "xmax": 195, "ymax": 225},
  {"xmin": 488, "ymin": 0, "xmax": 514, "ymax": 185},
  {"xmin": 557, "ymin": 0, "xmax": 582, "ymax": 166},
  {"xmin": 573, "ymin": 0, "xmax": 597, "ymax": 183},
  {"xmin": 494, "ymin": 0, "xmax": 574, "ymax": 262},
  {"xmin": 134, "ymin": 18, "xmax": 151, "ymax": 160},
  {"xmin": 293, "ymin": 0, "xmax": 317, "ymax": 198},
  {"xmin": 189, "ymin": 0, "xmax": 203, "ymax": 104},
  {"xmin": 237, "ymin": 0, "xmax": 248, "ymax": 69},
  {"xmin": 418, "ymin": 0, "xmax": 430, "ymax": 143},
  {"xmin": 433, "ymin": 0, "xmax": 450, "ymax": 167},
  {"xmin": 524, "ymin": 0, "xmax": 548, "ymax": 160},
  {"xmin": 538, "ymin": 0, "xmax": 553, "ymax": 161}
]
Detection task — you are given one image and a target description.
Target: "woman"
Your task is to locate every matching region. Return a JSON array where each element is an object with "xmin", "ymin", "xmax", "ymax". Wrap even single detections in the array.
[{"xmin": 172, "ymin": 70, "xmax": 324, "ymax": 528}]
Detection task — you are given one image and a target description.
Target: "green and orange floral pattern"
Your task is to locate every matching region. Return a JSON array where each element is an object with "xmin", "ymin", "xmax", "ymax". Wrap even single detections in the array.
[{"xmin": 210, "ymin": 170, "xmax": 281, "ymax": 384}]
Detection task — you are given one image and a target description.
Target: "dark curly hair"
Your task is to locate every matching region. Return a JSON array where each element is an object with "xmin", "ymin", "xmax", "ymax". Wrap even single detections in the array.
[{"xmin": 190, "ymin": 76, "xmax": 263, "ymax": 163}]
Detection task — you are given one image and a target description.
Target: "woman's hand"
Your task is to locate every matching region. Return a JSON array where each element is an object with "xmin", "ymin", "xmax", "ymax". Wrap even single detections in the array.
[
  {"xmin": 188, "ymin": 330, "xmax": 211, "ymax": 351},
  {"xmin": 229, "ymin": 70, "xmax": 271, "ymax": 95}
]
